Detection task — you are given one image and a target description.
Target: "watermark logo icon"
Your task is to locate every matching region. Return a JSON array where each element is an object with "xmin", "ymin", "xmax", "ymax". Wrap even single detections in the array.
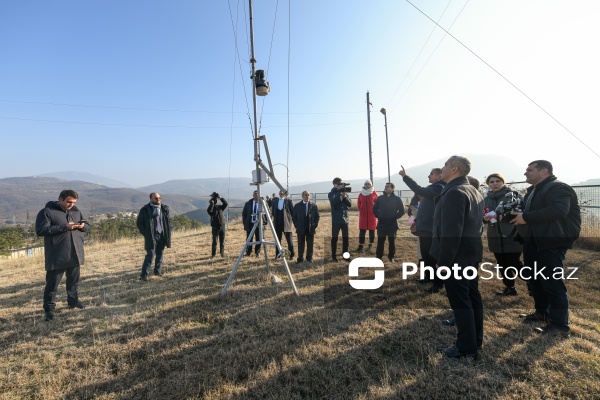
[{"xmin": 348, "ymin": 257, "xmax": 385, "ymax": 290}]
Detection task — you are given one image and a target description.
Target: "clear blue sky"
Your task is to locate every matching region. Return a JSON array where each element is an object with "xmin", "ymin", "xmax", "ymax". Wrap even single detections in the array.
[{"xmin": 1, "ymin": 0, "xmax": 598, "ymax": 187}]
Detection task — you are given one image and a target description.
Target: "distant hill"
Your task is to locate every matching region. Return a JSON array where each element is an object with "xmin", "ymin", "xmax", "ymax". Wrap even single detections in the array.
[
  {"xmin": 573, "ymin": 178, "xmax": 600, "ymax": 186},
  {"xmin": 38, "ymin": 171, "xmax": 133, "ymax": 188},
  {"xmin": 0, "ymin": 177, "xmax": 205, "ymax": 226}
]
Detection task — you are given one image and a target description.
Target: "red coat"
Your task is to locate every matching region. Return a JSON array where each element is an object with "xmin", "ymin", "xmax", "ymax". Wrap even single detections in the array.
[{"xmin": 357, "ymin": 191, "xmax": 378, "ymax": 230}]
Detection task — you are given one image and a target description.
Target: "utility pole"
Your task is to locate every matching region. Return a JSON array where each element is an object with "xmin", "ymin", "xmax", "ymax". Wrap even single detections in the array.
[{"xmin": 366, "ymin": 92, "xmax": 374, "ymax": 184}]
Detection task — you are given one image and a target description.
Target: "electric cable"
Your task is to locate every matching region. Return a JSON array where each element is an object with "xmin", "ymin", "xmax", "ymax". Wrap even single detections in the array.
[
  {"xmin": 405, "ymin": 0, "xmax": 600, "ymax": 159},
  {"xmin": 286, "ymin": 0, "xmax": 291, "ymax": 191}
]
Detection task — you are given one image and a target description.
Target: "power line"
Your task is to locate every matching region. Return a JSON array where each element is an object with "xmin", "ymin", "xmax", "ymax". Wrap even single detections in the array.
[{"xmin": 404, "ymin": 0, "xmax": 600, "ymax": 159}]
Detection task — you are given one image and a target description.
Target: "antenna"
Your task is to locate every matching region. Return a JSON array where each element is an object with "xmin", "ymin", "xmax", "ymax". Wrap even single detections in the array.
[{"xmin": 221, "ymin": 0, "xmax": 298, "ymax": 297}]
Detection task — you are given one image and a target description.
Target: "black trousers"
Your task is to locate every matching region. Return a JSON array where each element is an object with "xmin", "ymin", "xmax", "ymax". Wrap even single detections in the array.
[
  {"xmin": 331, "ymin": 223, "xmax": 349, "ymax": 257},
  {"xmin": 245, "ymin": 227, "xmax": 261, "ymax": 255},
  {"xmin": 445, "ymin": 270, "xmax": 484, "ymax": 354},
  {"xmin": 211, "ymin": 226, "xmax": 226, "ymax": 256},
  {"xmin": 141, "ymin": 233, "xmax": 166, "ymax": 277},
  {"xmin": 419, "ymin": 233, "xmax": 444, "ymax": 288},
  {"xmin": 493, "ymin": 252, "xmax": 524, "ymax": 288},
  {"xmin": 358, "ymin": 229, "xmax": 375, "ymax": 245},
  {"xmin": 43, "ymin": 266, "xmax": 81, "ymax": 312},
  {"xmin": 376, "ymin": 229, "xmax": 397, "ymax": 259},
  {"xmin": 297, "ymin": 231, "xmax": 315, "ymax": 261},
  {"xmin": 275, "ymin": 225, "xmax": 294, "ymax": 257}
]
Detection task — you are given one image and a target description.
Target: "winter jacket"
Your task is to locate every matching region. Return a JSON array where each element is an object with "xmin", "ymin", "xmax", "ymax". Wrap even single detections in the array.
[
  {"xmin": 136, "ymin": 203, "xmax": 173, "ymax": 251},
  {"xmin": 271, "ymin": 197, "xmax": 294, "ymax": 233},
  {"xmin": 372, "ymin": 192, "xmax": 405, "ymax": 231},
  {"xmin": 328, "ymin": 188, "xmax": 352, "ymax": 224},
  {"xmin": 519, "ymin": 176, "xmax": 581, "ymax": 250},
  {"xmin": 292, "ymin": 201, "xmax": 320, "ymax": 235},
  {"xmin": 207, "ymin": 198, "xmax": 228, "ymax": 227},
  {"xmin": 35, "ymin": 201, "xmax": 90, "ymax": 271},
  {"xmin": 357, "ymin": 191, "xmax": 378, "ymax": 230},
  {"xmin": 402, "ymin": 175, "xmax": 445, "ymax": 234},
  {"xmin": 430, "ymin": 176, "xmax": 484, "ymax": 267},
  {"xmin": 484, "ymin": 187, "xmax": 522, "ymax": 253}
]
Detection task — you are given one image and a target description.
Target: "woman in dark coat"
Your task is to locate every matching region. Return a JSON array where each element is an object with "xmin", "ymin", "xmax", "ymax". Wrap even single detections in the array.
[{"xmin": 484, "ymin": 173, "xmax": 524, "ymax": 296}]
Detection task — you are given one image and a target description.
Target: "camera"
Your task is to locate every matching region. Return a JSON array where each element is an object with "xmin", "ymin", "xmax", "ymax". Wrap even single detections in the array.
[
  {"xmin": 495, "ymin": 191, "xmax": 524, "ymax": 223},
  {"xmin": 338, "ymin": 182, "xmax": 352, "ymax": 193},
  {"xmin": 210, "ymin": 192, "xmax": 220, "ymax": 200}
]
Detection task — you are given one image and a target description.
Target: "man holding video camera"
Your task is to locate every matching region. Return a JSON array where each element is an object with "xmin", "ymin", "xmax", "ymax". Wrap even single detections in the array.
[
  {"xmin": 207, "ymin": 192, "xmax": 228, "ymax": 258},
  {"xmin": 328, "ymin": 177, "xmax": 352, "ymax": 262}
]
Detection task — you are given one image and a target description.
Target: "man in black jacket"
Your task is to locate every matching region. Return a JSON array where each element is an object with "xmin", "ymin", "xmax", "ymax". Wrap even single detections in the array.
[
  {"xmin": 242, "ymin": 190, "xmax": 261, "ymax": 257},
  {"xmin": 430, "ymin": 156, "xmax": 484, "ymax": 358},
  {"xmin": 511, "ymin": 160, "xmax": 580, "ymax": 337},
  {"xmin": 400, "ymin": 165, "xmax": 445, "ymax": 291},
  {"xmin": 207, "ymin": 192, "xmax": 228, "ymax": 258},
  {"xmin": 292, "ymin": 191, "xmax": 320, "ymax": 264},
  {"xmin": 36, "ymin": 189, "xmax": 91, "ymax": 321},
  {"xmin": 136, "ymin": 192, "xmax": 173, "ymax": 281},
  {"xmin": 372, "ymin": 182, "xmax": 405, "ymax": 262},
  {"xmin": 328, "ymin": 177, "xmax": 352, "ymax": 262}
]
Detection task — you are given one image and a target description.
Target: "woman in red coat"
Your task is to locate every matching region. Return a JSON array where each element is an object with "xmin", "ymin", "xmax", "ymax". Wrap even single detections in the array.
[{"xmin": 357, "ymin": 180, "xmax": 378, "ymax": 253}]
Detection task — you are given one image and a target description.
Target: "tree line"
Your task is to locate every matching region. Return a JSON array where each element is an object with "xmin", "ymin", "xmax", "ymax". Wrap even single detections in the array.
[{"xmin": 0, "ymin": 214, "xmax": 202, "ymax": 256}]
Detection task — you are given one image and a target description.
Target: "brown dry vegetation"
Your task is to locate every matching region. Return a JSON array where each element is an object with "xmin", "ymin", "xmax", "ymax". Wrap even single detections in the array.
[{"xmin": 1, "ymin": 210, "xmax": 599, "ymax": 399}]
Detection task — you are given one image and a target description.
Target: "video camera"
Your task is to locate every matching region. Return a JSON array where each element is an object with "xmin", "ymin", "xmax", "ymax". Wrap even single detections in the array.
[
  {"xmin": 338, "ymin": 182, "xmax": 352, "ymax": 193},
  {"xmin": 495, "ymin": 191, "xmax": 524, "ymax": 223}
]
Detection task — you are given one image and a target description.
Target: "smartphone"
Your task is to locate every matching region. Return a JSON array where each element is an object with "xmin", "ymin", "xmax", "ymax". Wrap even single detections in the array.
[{"xmin": 78, "ymin": 220, "xmax": 87, "ymax": 224}]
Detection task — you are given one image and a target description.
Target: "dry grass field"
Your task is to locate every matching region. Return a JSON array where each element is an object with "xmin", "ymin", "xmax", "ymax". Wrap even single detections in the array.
[{"xmin": 1, "ymin": 210, "xmax": 599, "ymax": 399}]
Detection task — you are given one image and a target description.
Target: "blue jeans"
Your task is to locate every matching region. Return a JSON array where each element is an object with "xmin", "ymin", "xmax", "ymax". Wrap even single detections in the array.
[
  {"xmin": 141, "ymin": 233, "xmax": 166, "ymax": 277},
  {"xmin": 523, "ymin": 242, "xmax": 569, "ymax": 331}
]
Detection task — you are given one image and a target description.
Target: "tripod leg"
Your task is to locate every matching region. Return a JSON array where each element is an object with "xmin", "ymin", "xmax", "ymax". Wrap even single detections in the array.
[{"xmin": 220, "ymin": 220, "xmax": 259, "ymax": 297}]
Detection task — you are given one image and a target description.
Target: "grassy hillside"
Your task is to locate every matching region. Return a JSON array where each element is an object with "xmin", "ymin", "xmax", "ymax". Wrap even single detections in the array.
[{"xmin": 1, "ymin": 211, "xmax": 599, "ymax": 399}]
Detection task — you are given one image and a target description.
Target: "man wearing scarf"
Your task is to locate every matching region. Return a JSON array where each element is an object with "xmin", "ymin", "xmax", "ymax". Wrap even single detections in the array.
[{"xmin": 136, "ymin": 192, "xmax": 173, "ymax": 281}]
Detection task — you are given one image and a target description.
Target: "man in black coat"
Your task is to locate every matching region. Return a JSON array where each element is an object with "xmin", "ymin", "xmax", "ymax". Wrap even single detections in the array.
[
  {"xmin": 511, "ymin": 160, "xmax": 580, "ymax": 337},
  {"xmin": 207, "ymin": 192, "xmax": 228, "ymax": 258},
  {"xmin": 241, "ymin": 190, "xmax": 261, "ymax": 257},
  {"xmin": 271, "ymin": 190, "xmax": 295, "ymax": 259},
  {"xmin": 292, "ymin": 191, "xmax": 320, "ymax": 264},
  {"xmin": 36, "ymin": 189, "xmax": 91, "ymax": 321},
  {"xmin": 372, "ymin": 182, "xmax": 405, "ymax": 262},
  {"xmin": 136, "ymin": 192, "xmax": 173, "ymax": 280},
  {"xmin": 328, "ymin": 177, "xmax": 352, "ymax": 262},
  {"xmin": 430, "ymin": 156, "xmax": 484, "ymax": 358},
  {"xmin": 400, "ymin": 165, "xmax": 445, "ymax": 291}
]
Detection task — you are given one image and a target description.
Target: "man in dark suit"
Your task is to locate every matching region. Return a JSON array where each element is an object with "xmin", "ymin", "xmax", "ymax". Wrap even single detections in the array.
[
  {"xmin": 430, "ymin": 156, "xmax": 484, "ymax": 358},
  {"xmin": 292, "ymin": 191, "xmax": 320, "ymax": 264},
  {"xmin": 242, "ymin": 190, "xmax": 261, "ymax": 257},
  {"xmin": 271, "ymin": 190, "xmax": 295, "ymax": 259},
  {"xmin": 511, "ymin": 160, "xmax": 580, "ymax": 337},
  {"xmin": 372, "ymin": 182, "xmax": 405, "ymax": 262}
]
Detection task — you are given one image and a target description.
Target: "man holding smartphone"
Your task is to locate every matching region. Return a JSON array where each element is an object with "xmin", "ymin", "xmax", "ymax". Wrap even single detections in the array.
[{"xmin": 35, "ymin": 189, "xmax": 91, "ymax": 321}]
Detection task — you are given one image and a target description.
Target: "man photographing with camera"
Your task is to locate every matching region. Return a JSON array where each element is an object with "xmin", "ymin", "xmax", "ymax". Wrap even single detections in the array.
[
  {"xmin": 207, "ymin": 192, "xmax": 228, "ymax": 258},
  {"xmin": 328, "ymin": 177, "xmax": 352, "ymax": 262}
]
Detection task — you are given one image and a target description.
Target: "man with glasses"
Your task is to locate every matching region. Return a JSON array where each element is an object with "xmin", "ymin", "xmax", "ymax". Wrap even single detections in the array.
[
  {"xmin": 136, "ymin": 192, "xmax": 173, "ymax": 281},
  {"xmin": 36, "ymin": 190, "xmax": 91, "ymax": 321},
  {"xmin": 292, "ymin": 191, "xmax": 320, "ymax": 264}
]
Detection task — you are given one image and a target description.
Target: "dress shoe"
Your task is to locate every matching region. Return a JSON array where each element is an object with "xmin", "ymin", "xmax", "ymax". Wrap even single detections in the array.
[
  {"xmin": 444, "ymin": 345, "xmax": 476, "ymax": 358},
  {"xmin": 44, "ymin": 311, "xmax": 54, "ymax": 321},
  {"xmin": 139, "ymin": 275, "xmax": 148, "ymax": 282},
  {"xmin": 331, "ymin": 257, "xmax": 339, "ymax": 263},
  {"xmin": 496, "ymin": 287, "xmax": 517, "ymax": 296},
  {"xmin": 295, "ymin": 259, "xmax": 304, "ymax": 265},
  {"xmin": 68, "ymin": 301, "xmax": 86, "ymax": 309},
  {"xmin": 424, "ymin": 285, "xmax": 440, "ymax": 294},
  {"xmin": 534, "ymin": 324, "xmax": 570, "ymax": 338},
  {"xmin": 442, "ymin": 317, "xmax": 456, "ymax": 326},
  {"xmin": 154, "ymin": 270, "xmax": 163, "ymax": 276},
  {"xmin": 220, "ymin": 252, "xmax": 225, "ymax": 258},
  {"xmin": 388, "ymin": 258, "xmax": 397, "ymax": 263},
  {"xmin": 519, "ymin": 312, "xmax": 548, "ymax": 322}
]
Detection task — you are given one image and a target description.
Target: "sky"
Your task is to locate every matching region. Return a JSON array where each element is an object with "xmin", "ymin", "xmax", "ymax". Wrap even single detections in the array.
[{"xmin": 1, "ymin": 0, "xmax": 599, "ymax": 187}]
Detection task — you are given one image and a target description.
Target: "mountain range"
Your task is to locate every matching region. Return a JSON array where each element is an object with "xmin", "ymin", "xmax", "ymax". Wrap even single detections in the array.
[{"xmin": 2, "ymin": 154, "xmax": 594, "ymax": 226}]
